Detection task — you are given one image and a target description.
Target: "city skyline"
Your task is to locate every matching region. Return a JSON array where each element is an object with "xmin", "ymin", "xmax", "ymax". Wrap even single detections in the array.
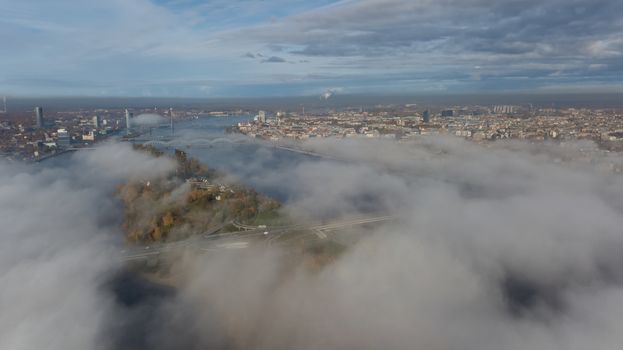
[{"xmin": 2, "ymin": 0, "xmax": 623, "ymax": 97}]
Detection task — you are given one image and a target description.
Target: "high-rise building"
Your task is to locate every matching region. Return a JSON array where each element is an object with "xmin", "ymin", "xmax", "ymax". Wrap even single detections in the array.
[
  {"xmin": 422, "ymin": 110, "xmax": 430, "ymax": 123},
  {"xmin": 57, "ymin": 128, "xmax": 71, "ymax": 147},
  {"xmin": 35, "ymin": 107, "xmax": 44, "ymax": 128},
  {"xmin": 441, "ymin": 110, "xmax": 454, "ymax": 117},
  {"xmin": 493, "ymin": 105, "xmax": 516, "ymax": 114},
  {"xmin": 125, "ymin": 109, "xmax": 133, "ymax": 134},
  {"xmin": 256, "ymin": 110, "xmax": 266, "ymax": 123},
  {"xmin": 93, "ymin": 115, "xmax": 101, "ymax": 129}
]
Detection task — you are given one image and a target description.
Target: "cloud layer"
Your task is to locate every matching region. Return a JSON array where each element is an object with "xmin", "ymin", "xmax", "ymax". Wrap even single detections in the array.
[
  {"xmin": 0, "ymin": 143, "xmax": 175, "ymax": 350},
  {"xmin": 3, "ymin": 134, "xmax": 623, "ymax": 349},
  {"xmin": 1, "ymin": 0, "xmax": 622, "ymax": 96},
  {"xmin": 107, "ymin": 133, "xmax": 623, "ymax": 349}
]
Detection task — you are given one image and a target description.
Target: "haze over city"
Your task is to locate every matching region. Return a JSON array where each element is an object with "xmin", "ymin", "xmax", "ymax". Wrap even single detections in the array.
[{"xmin": 2, "ymin": 1, "xmax": 623, "ymax": 350}]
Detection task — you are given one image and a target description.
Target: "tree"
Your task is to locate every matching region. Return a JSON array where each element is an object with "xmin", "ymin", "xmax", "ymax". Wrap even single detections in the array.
[
  {"xmin": 162, "ymin": 211, "xmax": 175, "ymax": 227},
  {"xmin": 151, "ymin": 226, "xmax": 162, "ymax": 241}
]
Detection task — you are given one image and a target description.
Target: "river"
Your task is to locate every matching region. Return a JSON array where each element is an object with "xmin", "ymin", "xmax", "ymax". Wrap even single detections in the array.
[
  {"xmin": 147, "ymin": 115, "xmax": 324, "ymax": 201},
  {"xmin": 35, "ymin": 115, "xmax": 322, "ymax": 201}
]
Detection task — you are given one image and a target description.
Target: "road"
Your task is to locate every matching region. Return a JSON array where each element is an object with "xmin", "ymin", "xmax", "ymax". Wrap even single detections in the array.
[
  {"xmin": 121, "ymin": 214, "xmax": 394, "ymax": 261},
  {"xmin": 273, "ymin": 145, "xmax": 337, "ymax": 160}
]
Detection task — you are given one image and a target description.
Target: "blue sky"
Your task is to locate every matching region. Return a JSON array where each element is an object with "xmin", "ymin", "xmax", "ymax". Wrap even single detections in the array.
[{"xmin": 1, "ymin": 0, "xmax": 623, "ymax": 97}]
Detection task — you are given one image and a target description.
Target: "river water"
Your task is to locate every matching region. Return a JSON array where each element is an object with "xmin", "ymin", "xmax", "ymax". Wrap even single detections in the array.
[
  {"xmin": 148, "ymin": 115, "xmax": 323, "ymax": 201},
  {"xmin": 37, "ymin": 115, "xmax": 321, "ymax": 201}
]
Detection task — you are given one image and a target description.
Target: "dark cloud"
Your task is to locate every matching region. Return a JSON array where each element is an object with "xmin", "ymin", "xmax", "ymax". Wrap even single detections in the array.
[
  {"xmin": 261, "ymin": 56, "xmax": 287, "ymax": 63},
  {"xmin": 229, "ymin": 0, "xmax": 623, "ymax": 90},
  {"xmin": 247, "ymin": 0, "xmax": 622, "ymax": 57}
]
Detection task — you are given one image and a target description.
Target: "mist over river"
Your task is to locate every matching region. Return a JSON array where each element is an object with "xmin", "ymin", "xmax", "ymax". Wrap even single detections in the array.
[{"xmin": 147, "ymin": 115, "xmax": 325, "ymax": 202}]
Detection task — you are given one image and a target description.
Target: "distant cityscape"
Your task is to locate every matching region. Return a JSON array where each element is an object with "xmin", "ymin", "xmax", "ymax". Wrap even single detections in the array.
[
  {"xmin": 237, "ymin": 105, "xmax": 623, "ymax": 151},
  {"xmin": 0, "ymin": 106, "xmax": 125, "ymax": 161},
  {"xmin": 0, "ymin": 104, "xmax": 235, "ymax": 161},
  {"xmin": 1, "ymin": 98, "xmax": 622, "ymax": 163}
]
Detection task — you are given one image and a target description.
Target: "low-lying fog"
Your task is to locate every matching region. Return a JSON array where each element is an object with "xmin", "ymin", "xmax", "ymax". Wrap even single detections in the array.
[{"xmin": 2, "ymin": 136, "xmax": 623, "ymax": 350}]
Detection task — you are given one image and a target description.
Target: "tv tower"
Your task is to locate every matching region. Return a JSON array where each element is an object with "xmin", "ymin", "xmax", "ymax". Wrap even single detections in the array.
[{"xmin": 1, "ymin": 96, "xmax": 6, "ymax": 114}]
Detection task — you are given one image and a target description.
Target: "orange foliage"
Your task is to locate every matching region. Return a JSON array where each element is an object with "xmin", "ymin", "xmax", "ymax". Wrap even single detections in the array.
[
  {"xmin": 162, "ymin": 211, "xmax": 175, "ymax": 227},
  {"xmin": 150, "ymin": 226, "xmax": 162, "ymax": 241}
]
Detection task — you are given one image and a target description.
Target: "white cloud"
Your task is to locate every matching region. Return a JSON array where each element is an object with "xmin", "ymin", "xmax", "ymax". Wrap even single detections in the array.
[
  {"xmin": 0, "ymin": 142, "xmax": 176, "ymax": 350},
  {"xmin": 2, "ymin": 0, "xmax": 623, "ymax": 95},
  {"xmin": 129, "ymin": 135, "xmax": 623, "ymax": 349}
]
